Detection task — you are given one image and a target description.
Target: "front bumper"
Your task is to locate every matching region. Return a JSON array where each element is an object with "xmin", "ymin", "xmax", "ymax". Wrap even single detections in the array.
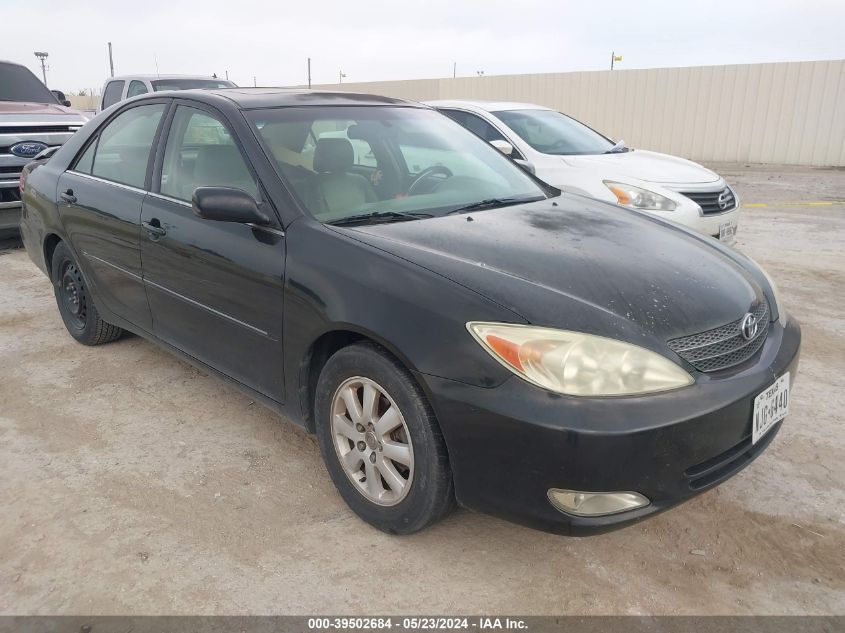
[
  {"xmin": 421, "ymin": 318, "xmax": 801, "ymax": 535},
  {"xmin": 0, "ymin": 191, "xmax": 22, "ymax": 233}
]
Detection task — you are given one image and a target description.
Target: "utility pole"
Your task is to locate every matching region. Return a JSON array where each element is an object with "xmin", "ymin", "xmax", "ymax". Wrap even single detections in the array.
[
  {"xmin": 225, "ymin": 70, "xmax": 229, "ymax": 80},
  {"xmin": 34, "ymin": 52, "xmax": 48, "ymax": 85},
  {"xmin": 453, "ymin": 62, "xmax": 456, "ymax": 78},
  {"xmin": 108, "ymin": 42, "xmax": 114, "ymax": 77},
  {"xmin": 610, "ymin": 51, "xmax": 622, "ymax": 70},
  {"xmin": 307, "ymin": 58, "xmax": 311, "ymax": 88},
  {"xmin": 339, "ymin": 70, "xmax": 346, "ymax": 84},
  {"xmin": 253, "ymin": 76, "xmax": 257, "ymax": 87}
]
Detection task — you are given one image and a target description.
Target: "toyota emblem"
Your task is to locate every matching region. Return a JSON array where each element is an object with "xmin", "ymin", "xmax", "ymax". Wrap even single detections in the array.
[{"xmin": 740, "ymin": 313, "xmax": 758, "ymax": 340}]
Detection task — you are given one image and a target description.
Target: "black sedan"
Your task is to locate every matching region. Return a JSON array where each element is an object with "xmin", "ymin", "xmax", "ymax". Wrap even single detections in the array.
[{"xmin": 19, "ymin": 89, "xmax": 800, "ymax": 535}]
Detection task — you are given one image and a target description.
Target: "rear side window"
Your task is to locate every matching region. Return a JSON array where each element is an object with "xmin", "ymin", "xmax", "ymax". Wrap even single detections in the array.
[
  {"xmin": 74, "ymin": 139, "xmax": 97, "ymax": 174},
  {"xmin": 102, "ymin": 81, "xmax": 125, "ymax": 108},
  {"xmin": 127, "ymin": 80, "xmax": 148, "ymax": 98},
  {"xmin": 160, "ymin": 106, "xmax": 258, "ymax": 201},
  {"xmin": 88, "ymin": 104, "xmax": 166, "ymax": 188},
  {"xmin": 441, "ymin": 109, "xmax": 506, "ymax": 143}
]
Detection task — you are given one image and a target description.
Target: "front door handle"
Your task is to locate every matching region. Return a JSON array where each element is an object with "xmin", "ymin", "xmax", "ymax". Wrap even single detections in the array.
[
  {"xmin": 142, "ymin": 220, "xmax": 167, "ymax": 238},
  {"xmin": 60, "ymin": 189, "xmax": 77, "ymax": 204}
]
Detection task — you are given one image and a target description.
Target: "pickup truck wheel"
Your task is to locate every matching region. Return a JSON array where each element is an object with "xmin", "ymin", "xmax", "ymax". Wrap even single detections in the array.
[
  {"xmin": 51, "ymin": 242, "xmax": 123, "ymax": 346},
  {"xmin": 315, "ymin": 342, "xmax": 455, "ymax": 534}
]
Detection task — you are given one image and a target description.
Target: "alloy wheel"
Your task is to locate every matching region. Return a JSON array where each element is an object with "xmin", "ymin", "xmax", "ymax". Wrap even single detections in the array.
[{"xmin": 330, "ymin": 376, "xmax": 414, "ymax": 506}]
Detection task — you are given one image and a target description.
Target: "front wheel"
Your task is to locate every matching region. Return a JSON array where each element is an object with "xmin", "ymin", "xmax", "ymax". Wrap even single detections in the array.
[
  {"xmin": 51, "ymin": 241, "xmax": 123, "ymax": 346},
  {"xmin": 315, "ymin": 342, "xmax": 454, "ymax": 534}
]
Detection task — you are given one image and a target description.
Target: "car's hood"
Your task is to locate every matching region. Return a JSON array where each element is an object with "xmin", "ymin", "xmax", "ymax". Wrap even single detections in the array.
[
  {"xmin": 0, "ymin": 100, "xmax": 85, "ymax": 120},
  {"xmin": 558, "ymin": 149, "xmax": 721, "ymax": 185},
  {"xmin": 340, "ymin": 196, "xmax": 763, "ymax": 347}
]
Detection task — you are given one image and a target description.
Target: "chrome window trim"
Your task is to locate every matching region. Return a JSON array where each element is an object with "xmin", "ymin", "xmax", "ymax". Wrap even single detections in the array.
[{"xmin": 66, "ymin": 170, "xmax": 147, "ymax": 195}]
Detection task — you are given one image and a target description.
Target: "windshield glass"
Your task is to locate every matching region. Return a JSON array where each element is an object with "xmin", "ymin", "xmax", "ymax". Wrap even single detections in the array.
[
  {"xmin": 0, "ymin": 62, "xmax": 58, "ymax": 104},
  {"xmin": 152, "ymin": 79, "xmax": 235, "ymax": 91},
  {"xmin": 247, "ymin": 106, "xmax": 547, "ymax": 224},
  {"xmin": 493, "ymin": 109, "xmax": 615, "ymax": 155}
]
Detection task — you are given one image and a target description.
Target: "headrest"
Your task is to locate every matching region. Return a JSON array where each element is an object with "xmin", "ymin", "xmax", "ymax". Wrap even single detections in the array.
[
  {"xmin": 194, "ymin": 144, "xmax": 251, "ymax": 184},
  {"xmin": 313, "ymin": 137, "xmax": 354, "ymax": 173}
]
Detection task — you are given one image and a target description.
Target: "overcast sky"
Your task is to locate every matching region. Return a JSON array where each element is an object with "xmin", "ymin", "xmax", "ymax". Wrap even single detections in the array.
[{"xmin": 5, "ymin": 0, "xmax": 844, "ymax": 93}]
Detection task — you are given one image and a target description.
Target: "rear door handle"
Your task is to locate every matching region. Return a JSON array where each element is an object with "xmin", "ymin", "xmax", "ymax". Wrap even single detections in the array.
[
  {"xmin": 60, "ymin": 188, "xmax": 77, "ymax": 204},
  {"xmin": 142, "ymin": 220, "xmax": 167, "ymax": 238}
]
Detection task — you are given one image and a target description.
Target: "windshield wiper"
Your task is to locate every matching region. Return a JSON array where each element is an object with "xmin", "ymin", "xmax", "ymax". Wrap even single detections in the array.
[
  {"xmin": 604, "ymin": 139, "xmax": 630, "ymax": 154},
  {"xmin": 446, "ymin": 196, "xmax": 545, "ymax": 215},
  {"xmin": 327, "ymin": 210, "xmax": 433, "ymax": 227}
]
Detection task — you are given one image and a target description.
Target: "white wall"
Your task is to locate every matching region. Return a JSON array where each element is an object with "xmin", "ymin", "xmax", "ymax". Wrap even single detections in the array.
[{"xmin": 306, "ymin": 60, "xmax": 845, "ymax": 166}]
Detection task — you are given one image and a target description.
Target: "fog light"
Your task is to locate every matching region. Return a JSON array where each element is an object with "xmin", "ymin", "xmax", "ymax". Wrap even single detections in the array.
[{"xmin": 548, "ymin": 489, "xmax": 650, "ymax": 517}]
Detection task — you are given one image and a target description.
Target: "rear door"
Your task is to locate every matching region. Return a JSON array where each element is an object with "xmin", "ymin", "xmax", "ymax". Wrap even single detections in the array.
[
  {"xmin": 139, "ymin": 102, "xmax": 286, "ymax": 400},
  {"xmin": 58, "ymin": 101, "xmax": 168, "ymax": 330}
]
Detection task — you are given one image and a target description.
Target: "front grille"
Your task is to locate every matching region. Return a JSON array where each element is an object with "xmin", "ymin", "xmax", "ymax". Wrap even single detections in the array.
[
  {"xmin": 678, "ymin": 187, "xmax": 736, "ymax": 215},
  {"xmin": 0, "ymin": 188, "xmax": 21, "ymax": 203},
  {"xmin": 0, "ymin": 166, "xmax": 22, "ymax": 174},
  {"xmin": 668, "ymin": 301, "xmax": 770, "ymax": 372},
  {"xmin": 0, "ymin": 125, "xmax": 81, "ymax": 134}
]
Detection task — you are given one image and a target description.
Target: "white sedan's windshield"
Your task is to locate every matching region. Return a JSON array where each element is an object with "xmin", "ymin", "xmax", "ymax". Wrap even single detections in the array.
[
  {"xmin": 247, "ymin": 106, "xmax": 547, "ymax": 224},
  {"xmin": 493, "ymin": 109, "xmax": 617, "ymax": 156}
]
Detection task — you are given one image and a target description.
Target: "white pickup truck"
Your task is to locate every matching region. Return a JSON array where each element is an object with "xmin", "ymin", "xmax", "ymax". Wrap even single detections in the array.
[{"xmin": 0, "ymin": 60, "xmax": 86, "ymax": 235}]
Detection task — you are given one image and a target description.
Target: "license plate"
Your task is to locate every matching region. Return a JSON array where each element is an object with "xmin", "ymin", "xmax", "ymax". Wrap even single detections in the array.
[
  {"xmin": 719, "ymin": 221, "xmax": 737, "ymax": 241},
  {"xmin": 752, "ymin": 373, "xmax": 790, "ymax": 444}
]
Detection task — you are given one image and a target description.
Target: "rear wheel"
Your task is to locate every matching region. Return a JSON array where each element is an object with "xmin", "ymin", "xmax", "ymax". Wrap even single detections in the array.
[
  {"xmin": 51, "ymin": 241, "xmax": 123, "ymax": 346},
  {"xmin": 315, "ymin": 342, "xmax": 454, "ymax": 534}
]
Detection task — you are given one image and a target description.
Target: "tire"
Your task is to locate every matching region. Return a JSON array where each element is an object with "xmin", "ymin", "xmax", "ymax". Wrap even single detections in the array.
[
  {"xmin": 315, "ymin": 342, "xmax": 455, "ymax": 534},
  {"xmin": 51, "ymin": 241, "xmax": 123, "ymax": 346}
]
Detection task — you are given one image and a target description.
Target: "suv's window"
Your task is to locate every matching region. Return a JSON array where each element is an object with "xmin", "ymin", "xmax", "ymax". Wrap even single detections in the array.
[
  {"xmin": 127, "ymin": 80, "xmax": 148, "ymax": 98},
  {"xmin": 151, "ymin": 79, "xmax": 235, "ymax": 91},
  {"xmin": 102, "ymin": 81, "xmax": 125, "ymax": 108},
  {"xmin": 0, "ymin": 62, "xmax": 58, "ymax": 103},
  {"xmin": 89, "ymin": 104, "xmax": 166, "ymax": 188},
  {"xmin": 160, "ymin": 106, "xmax": 258, "ymax": 202}
]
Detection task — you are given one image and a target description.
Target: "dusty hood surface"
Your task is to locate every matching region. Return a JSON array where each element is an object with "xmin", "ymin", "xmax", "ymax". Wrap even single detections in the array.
[{"xmin": 342, "ymin": 196, "xmax": 762, "ymax": 347}]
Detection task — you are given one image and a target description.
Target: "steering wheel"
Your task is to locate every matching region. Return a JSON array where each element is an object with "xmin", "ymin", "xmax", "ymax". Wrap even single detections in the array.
[{"xmin": 407, "ymin": 165, "xmax": 453, "ymax": 196}]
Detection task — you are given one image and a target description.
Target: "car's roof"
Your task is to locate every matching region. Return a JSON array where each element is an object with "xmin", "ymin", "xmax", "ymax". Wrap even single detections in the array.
[
  {"xmin": 172, "ymin": 87, "xmax": 423, "ymax": 109},
  {"xmin": 426, "ymin": 99, "xmax": 553, "ymax": 113}
]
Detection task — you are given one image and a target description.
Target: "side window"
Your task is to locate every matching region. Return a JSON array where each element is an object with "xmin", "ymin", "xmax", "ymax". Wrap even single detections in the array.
[
  {"xmin": 127, "ymin": 80, "xmax": 148, "ymax": 98},
  {"xmin": 160, "ymin": 106, "xmax": 259, "ymax": 202},
  {"xmin": 73, "ymin": 138, "xmax": 97, "ymax": 174},
  {"xmin": 90, "ymin": 104, "xmax": 166, "ymax": 188},
  {"xmin": 442, "ymin": 109, "xmax": 506, "ymax": 143},
  {"xmin": 102, "ymin": 81, "xmax": 125, "ymax": 108}
]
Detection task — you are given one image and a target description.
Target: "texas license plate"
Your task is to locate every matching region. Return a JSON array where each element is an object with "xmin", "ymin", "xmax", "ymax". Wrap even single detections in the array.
[
  {"xmin": 719, "ymin": 221, "xmax": 737, "ymax": 241},
  {"xmin": 752, "ymin": 373, "xmax": 790, "ymax": 444}
]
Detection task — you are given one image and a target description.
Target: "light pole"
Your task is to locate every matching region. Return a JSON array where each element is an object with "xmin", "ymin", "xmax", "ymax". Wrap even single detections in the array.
[
  {"xmin": 34, "ymin": 51, "xmax": 48, "ymax": 85},
  {"xmin": 339, "ymin": 70, "xmax": 346, "ymax": 84}
]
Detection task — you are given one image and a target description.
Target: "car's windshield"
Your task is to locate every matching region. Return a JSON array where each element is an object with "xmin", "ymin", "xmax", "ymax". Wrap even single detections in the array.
[
  {"xmin": 492, "ymin": 109, "xmax": 616, "ymax": 155},
  {"xmin": 0, "ymin": 62, "xmax": 59, "ymax": 104},
  {"xmin": 152, "ymin": 79, "xmax": 236, "ymax": 91},
  {"xmin": 247, "ymin": 106, "xmax": 547, "ymax": 224}
]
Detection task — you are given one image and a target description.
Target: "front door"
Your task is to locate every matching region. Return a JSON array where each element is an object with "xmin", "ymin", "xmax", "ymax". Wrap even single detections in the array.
[
  {"xmin": 139, "ymin": 104, "xmax": 286, "ymax": 400},
  {"xmin": 58, "ymin": 102, "xmax": 168, "ymax": 331}
]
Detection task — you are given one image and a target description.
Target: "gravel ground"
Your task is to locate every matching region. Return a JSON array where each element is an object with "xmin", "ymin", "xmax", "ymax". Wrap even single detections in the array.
[{"xmin": 0, "ymin": 164, "xmax": 843, "ymax": 615}]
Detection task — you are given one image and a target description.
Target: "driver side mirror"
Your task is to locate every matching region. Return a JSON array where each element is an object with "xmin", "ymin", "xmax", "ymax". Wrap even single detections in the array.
[
  {"xmin": 490, "ymin": 139, "xmax": 514, "ymax": 156},
  {"xmin": 192, "ymin": 187, "xmax": 270, "ymax": 225}
]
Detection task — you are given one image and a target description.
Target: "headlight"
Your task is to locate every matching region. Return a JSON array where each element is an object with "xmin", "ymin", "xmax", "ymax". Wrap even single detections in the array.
[
  {"xmin": 467, "ymin": 322, "xmax": 693, "ymax": 396},
  {"xmin": 745, "ymin": 257, "xmax": 787, "ymax": 325},
  {"xmin": 604, "ymin": 181, "xmax": 677, "ymax": 211}
]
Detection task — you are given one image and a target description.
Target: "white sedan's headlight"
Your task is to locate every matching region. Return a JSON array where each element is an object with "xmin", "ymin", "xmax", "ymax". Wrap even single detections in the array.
[
  {"xmin": 745, "ymin": 257, "xmax": 788, "ymax": 326},
  {"xmin": 604, "ymin": 181, "xmax": 677, "ymax": 211},
  {"xmin": 467, "ymin": 322, "xmax": 694, "ymax": 396}
]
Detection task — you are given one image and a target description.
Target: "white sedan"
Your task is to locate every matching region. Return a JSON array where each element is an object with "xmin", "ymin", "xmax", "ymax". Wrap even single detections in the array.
[{"xmin": 427, "ymin": 100, "xmax": 740, "ymax": 243}]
